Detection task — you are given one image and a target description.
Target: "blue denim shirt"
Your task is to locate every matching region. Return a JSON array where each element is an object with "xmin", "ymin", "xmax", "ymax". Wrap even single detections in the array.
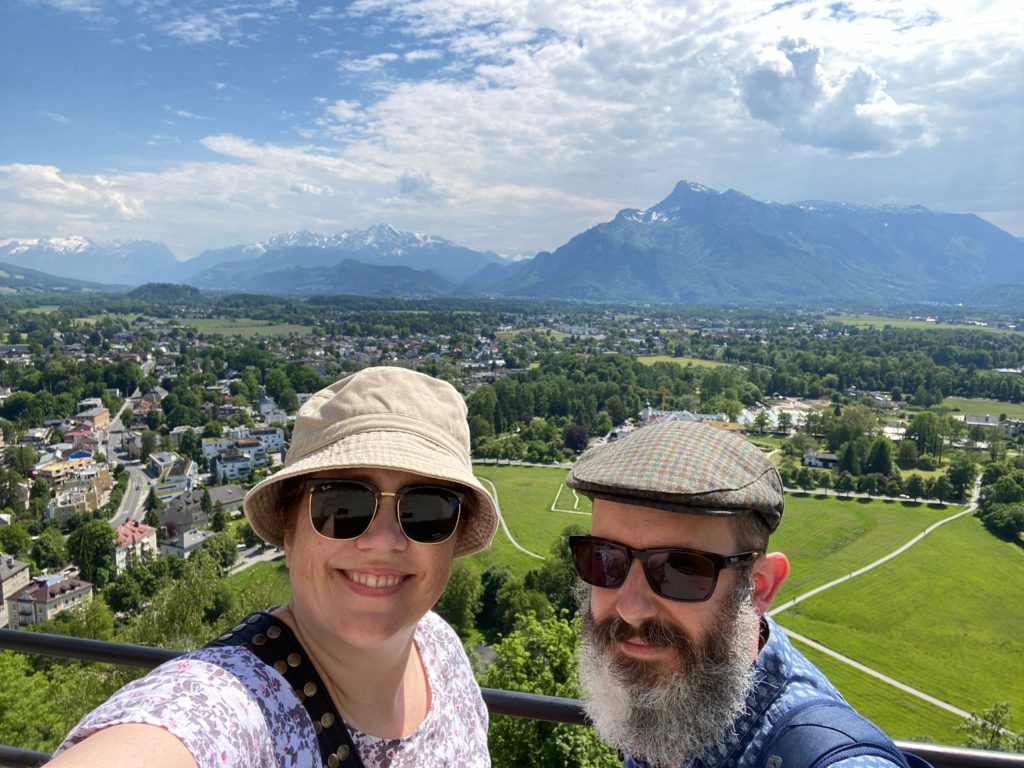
[{"xmin": 623, "ymin": 617, "xmax": 902, "ymax": 768}]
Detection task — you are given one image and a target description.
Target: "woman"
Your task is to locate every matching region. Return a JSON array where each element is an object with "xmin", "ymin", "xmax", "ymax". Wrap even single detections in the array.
[{"xmin": 48, "ymin": 366, "xmax": 498, "ymax": 768}]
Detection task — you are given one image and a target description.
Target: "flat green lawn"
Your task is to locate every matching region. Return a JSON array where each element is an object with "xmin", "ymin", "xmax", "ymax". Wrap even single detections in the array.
[
  {"xmin": 831, "ymin": 314, "xmax": 1019, "ymax": 335},
  {"xmin": 777, "ymin": 515, "xmax": 1024, "ymax": 735},
  {"xmin": 794, "ymin": 642, "xmax": 966, "ymax": 745},
  {"xmin": 226, "ymin": 557, "xmax": 292, "ymax": 608},
  {"xmin": 942, "ymin": 397, "xmax": 1024, "ymax": 420},
  {"xmin": 179, "ymin": 317, "xmax": 314, "ymax": 337},
  {"xmin": 469, "ymin": 465, "xmax": 590, "ymax": 577},
  {"xmin": 771, "ymin": 495, "xmax": 958, "ymax": 601},
  {"xmin": 636, "ymin": 354, "xmax": 727, "ymax": 367}
]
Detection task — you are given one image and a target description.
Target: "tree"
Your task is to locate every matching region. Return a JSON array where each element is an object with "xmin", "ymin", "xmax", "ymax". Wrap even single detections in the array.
[
  {"xmin": 835, "ymin": 472, "xmax": 855, "ymax": 494},
  {"xmin": 957, "ymin": 702, "xmax": 1024, "ymax": 753},
  {"xmin": 495, "ymin": 582, "xmax": 553, "ymax": 638},
  {"xmin": 524, "ymin": 525, "xmax": 587, "ymax": 617},
  {"xmin": 946, "ymin": 452, "xmax": 978, "ymax": 499},
  {"xmin": 478, "ymin": 563, "xmax": 514, "ymax": 641},
  {"xmin": 905, "ymin": 474, "xmax": 926, "ymax": 500},
  {"xmin": 865, "ymin": 437, "xmax": 894, "ymax": 477},
  {"xmin": 203, "ymin": 531, "xmax": 239, "ymax": 572},
  {"xmin": 752, "ymin": 410, "xmax": 771, "ymax": 434},
  {"xmin": 140, "ymin": 430, "xmax": 158, "ymax": 462},
  {"xmin": 145, "ymin": 487, "xmax": 162, "ymax": 512},
  {"xmin": 776, "ymin": 410, "xmax": 793, "ymax": 435},
  {"xmin": 434, "ymin": 559, "xmax": 483, "ymax": 640},
  {"xmin": 480, "ymin": 612, "xmax": 618, "ymax": 768},
  {"xmin": 563, "ymin": 423, "xmax": 589, "ymax": 453},
  {"xmin": 66, "ymin": 519, "xmax": 117, "ymax": 587},
  {"xmin": 211, "ymin": 507, "xmax": 228, "ymax": 533},
  {"xmin": 896, "ymin": 439, "xmax": 919, "ymax": 470},
  {"xmin": 929, "ymin": 475, "xmax": 953, "ymax": 502},
  {"xmin": 30, "ymin": 526, "xmax": 68, "ymax": 570},
  {"xmin": 0, "ymin": 522, "xmax": 32, "ymax": 559}
]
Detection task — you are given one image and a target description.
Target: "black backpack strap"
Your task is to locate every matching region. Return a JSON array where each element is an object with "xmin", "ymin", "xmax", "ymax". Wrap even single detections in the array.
[
  {"xmin": 762, "ymin": 700, "xmax": 928, "ymax": 768},
  {"xmin": 208, "ymin": 612, "xmax": 365, "ymax": 768}
]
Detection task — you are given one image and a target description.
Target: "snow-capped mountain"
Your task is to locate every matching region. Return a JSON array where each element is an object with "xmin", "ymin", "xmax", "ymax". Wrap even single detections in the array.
[
  {"xmin": 0, "ymin": 236, "xmax": 181, "ymax": 285},
  {"xmin": 180, "ymin": 224, "xmax": 499, "ymax": 289}
]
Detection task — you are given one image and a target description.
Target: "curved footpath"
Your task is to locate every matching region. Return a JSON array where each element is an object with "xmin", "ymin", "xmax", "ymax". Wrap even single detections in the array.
[{"xmin": 769, "ymin": 479, "xmax": 983, "ymax": 722}]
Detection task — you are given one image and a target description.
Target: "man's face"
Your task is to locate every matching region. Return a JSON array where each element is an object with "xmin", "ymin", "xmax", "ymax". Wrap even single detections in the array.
[
  {"xmin": 578, "ymin": 500, "xmax": 763, "ymax": 768},
  {"xmin": 587, "ymin": 499, "xmax": 760, "ymax": 672}
]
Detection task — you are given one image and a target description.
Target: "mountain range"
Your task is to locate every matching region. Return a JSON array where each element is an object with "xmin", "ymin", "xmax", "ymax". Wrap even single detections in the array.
[{"xmin": 2, "ymin": 183, "xmax": 1023, "ymax": 305}]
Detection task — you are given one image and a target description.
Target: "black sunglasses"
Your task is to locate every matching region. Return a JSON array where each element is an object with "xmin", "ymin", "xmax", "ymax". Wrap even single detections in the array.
[
  {"xmin": 569, "ymin": 535, "xmax": 760, "ymax": 602},
  {"xmin": 305, "ymin": 479, "xmax": 463, "ymax": 545}
]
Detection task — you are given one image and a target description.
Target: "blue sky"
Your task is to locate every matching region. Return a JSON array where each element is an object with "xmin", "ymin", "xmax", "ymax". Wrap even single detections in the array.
[{"xmin": 1, "ymin": 0, "xmax": 1021, "ymax": 261}]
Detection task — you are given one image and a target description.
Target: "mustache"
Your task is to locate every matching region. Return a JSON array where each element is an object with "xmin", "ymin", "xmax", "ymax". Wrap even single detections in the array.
[{"xmin": 593, "ymin": 613, "xmax": 695, "ymax": 652}]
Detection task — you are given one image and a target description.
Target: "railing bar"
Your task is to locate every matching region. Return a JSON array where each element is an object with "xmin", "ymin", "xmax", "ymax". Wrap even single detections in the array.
[{"xmin": 3, "ymin": 630, "xmax": 1024, "ymax": 768}]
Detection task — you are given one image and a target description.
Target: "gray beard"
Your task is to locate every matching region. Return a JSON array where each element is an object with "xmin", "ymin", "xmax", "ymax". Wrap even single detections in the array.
[{"xmin": 576, "ymin": 580, "xmax": 761, "ymax": 768}]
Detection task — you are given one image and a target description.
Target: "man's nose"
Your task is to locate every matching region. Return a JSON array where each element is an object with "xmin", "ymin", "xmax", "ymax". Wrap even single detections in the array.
[{"xmin": 612, "ymin": 559, "xmax": 660, "ymax": 626}]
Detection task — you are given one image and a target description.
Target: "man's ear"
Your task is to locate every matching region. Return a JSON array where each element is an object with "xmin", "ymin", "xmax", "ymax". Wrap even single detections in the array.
[{"xmin": 751, "ymin": 552, "xmax": 789, "ymax": 615}]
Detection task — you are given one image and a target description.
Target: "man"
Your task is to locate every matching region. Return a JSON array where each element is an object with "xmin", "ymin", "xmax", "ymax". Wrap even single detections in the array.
[{"xmin": 567, "ymin": 419, "xmax": 915, "ymax": 768}]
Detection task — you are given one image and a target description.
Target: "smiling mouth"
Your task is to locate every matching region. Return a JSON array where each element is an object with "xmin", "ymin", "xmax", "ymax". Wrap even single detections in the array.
[{"xmin": 344, "ymin": 571, "xmax": 405, "ymax": 589}]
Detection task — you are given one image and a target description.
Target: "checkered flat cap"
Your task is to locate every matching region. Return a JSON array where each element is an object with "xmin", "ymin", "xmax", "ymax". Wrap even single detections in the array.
[{"xmin": 566, "ymin": 420, "xmax": 783, "ymax": 532}]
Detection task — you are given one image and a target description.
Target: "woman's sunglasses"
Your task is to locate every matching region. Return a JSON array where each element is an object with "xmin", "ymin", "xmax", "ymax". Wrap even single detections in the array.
[
  {"xmin": 305, "ymin": 479, "xmax": 463, "ymax": 545},
  {"xmin": 569, "ymin": 535, "xmax": 760, "ymax": 602}
]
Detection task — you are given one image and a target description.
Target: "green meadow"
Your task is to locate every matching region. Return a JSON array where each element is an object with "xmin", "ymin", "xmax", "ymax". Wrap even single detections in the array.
[
  {"xmin": 942, "ymin": 396, "xmax": 1024, "ymax": 420},
  {"xmin": 228, "ymin": 463, "xmax": 1022, "ymax": 742},
  {"xmin": 831, "ymin": 314, "xmax": 1020, "ymax": 335},
  {"xmin": 179, "ymin": 317, "xmax": 314, "ymax": 337},
  {"xmin": 779, "ymin": 514, "xmax": 1024, "ymax": 735},
  {"xmin": 636, "ymin": 354, "xmax": 727, "ymax": 368}
]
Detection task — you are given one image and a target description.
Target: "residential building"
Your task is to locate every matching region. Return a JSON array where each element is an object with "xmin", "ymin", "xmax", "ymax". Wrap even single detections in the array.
[
  {"xmin": 77, "ymin": 406, "xmax": 110, "ymax": 431},
  {"xmin": 160, "ymin": 529, "xmax": 214, "ymax": 559},
  {"xmin": 201, "ymin": 436, "xmax": 234, "ymax": 460},
  {"xmin": 153, "ymin": 457, "xmax": 198, "ymax": 502},
  {"xmin": 0, "ymin": 555, "xmax": 31, "ymax": 629},
  {"xmin": 9, "ymin": 573, "xmax": 93, "ymax": 628},
  {"xmin": 250, "ymin": 427, "xmax": 285, "ymax": 454},
  {"xmin": 211, "ymin": 452, "xmax": 255, "ymax": 482},
  {"xmin": 803, "ymin": 450, "xmax": 841, "ymax": 469},
  {"xmin": 158, "ymin": 489, "xmax": 209, "ymax": 538},
  {"xmin": 207, "ymin": 484, "xmax": 245, "ymax": 515},
  {"xmin": 114, "ymin": 520, "xmax": 158, "ymax": 574}
]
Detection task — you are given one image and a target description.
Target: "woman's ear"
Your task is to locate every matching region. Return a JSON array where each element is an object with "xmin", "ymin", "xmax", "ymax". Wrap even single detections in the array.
[{"xmin": 751, "ymin": 552, "xmax": 790, "ymax": 615}]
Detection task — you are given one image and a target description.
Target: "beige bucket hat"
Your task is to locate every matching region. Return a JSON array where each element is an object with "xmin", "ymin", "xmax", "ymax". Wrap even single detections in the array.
[{"xmin": 243, "ymin": 366, "xmax": 498, "ymax": 558}]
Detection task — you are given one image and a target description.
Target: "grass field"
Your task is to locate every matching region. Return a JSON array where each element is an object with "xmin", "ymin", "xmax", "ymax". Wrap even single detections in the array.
[
  {"xmin": 469, "ymin": 464, "xmax": 591, "ymax": 577},
  {"xmin": 942, "ymin": 397, "xmax": 1024, "ymax": 420},
  {"xmin": 636, "ymin": 354, "xmax": 727, "ymax": 367},
  {"xmin": 831, "ymin": 314, "xmax": 1020, "ymax": 335},
  {"xmin": 179, "ymin": 318, "xmax": 314, "ymax": 337},
  {"xmin": 778, "ymin": 514, "xmax": 1024, "ymax": 735},
  {"xmin": 226, "ymin": 464, "xmax": 1021, "ymax": 743}
]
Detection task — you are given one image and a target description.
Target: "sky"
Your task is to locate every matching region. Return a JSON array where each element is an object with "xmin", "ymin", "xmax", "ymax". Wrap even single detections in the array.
[{"xmin": 1, "ymin": 0, "xmax": 1021, "ymax": 262}]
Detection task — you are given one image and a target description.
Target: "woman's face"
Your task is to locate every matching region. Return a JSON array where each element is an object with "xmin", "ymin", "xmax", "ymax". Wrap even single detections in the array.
[{"xmin": 283, "ymin": 467, "xmax": 460, "ymax": 654}]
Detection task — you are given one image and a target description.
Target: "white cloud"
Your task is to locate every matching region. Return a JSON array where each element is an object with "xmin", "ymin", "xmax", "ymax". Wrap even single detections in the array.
[
  {"xmin": 162, "ymin": 13, "xmax": 222, "ymax": 44},
  {"xmin": 404, "ymin": 49, "xmax": 442, "ymax": 63},
  {"xmin": 741, "ymin": 38, "xmax": 936, "ymax": 155},
  {"xmin": 341, "ymin": 52, "xmax": 400, "ymax": 72},
  {"xmin": 6, "ymin": 0, "xmax": 1023, "ymax": 256},
  {"xmin": 38, "ymin": 111, "xmax": 71, "ymax": 124}
]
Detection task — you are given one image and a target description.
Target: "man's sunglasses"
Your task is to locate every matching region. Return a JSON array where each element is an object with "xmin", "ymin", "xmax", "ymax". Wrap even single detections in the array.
[
  {"xmin": 305, "ymin": 479, "xmax": 463, "ymax": 545},
  {"xmin": 568, "ymin": 535, "xmax": 760, "ymax": 602}
]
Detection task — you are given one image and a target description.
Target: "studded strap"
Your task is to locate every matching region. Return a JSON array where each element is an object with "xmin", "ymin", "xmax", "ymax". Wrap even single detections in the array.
[{"xmin": 208, "ymin": 612, "xmax": 365, "ymax": 768}]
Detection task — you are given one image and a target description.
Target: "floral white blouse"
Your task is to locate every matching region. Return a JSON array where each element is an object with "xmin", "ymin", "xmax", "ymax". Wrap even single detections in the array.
[{"xmin": 56, "ymin": 612, "xmax": 490, "ymax": 767}]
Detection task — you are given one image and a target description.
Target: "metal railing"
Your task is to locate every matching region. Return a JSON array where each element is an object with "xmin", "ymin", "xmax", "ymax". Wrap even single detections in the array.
[{"xmin": 2, "ymin": 629, "xmax": 1022, "ymax": 768}]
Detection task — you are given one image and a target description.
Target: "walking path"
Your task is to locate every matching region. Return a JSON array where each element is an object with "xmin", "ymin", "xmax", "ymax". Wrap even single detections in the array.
[
  {"xmin": 478, "ymin": 477, "xmax": 544, "ymax": 560},
  {"xmin": 770, "ymin": 478, "xmax": 983, "ymax": 721}
]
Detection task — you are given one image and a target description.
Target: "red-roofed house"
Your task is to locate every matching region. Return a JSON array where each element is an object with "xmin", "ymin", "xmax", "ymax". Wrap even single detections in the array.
[{"xmin": 114, "ymin": 520, "xmax": 158, "ymax": 573}]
